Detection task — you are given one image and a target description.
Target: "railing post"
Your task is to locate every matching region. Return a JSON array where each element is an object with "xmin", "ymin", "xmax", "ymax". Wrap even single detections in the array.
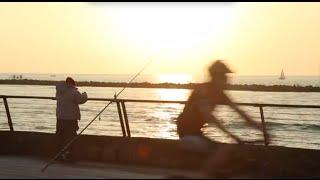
[
  {"xmin": 121, "ymin": 101, "xmax": 131, "ymax": 137},
  {"xmin": 116, "ymin": 101, "xmax": 127, "ymax": 137},
  {"xmin": 259, "ymin": 106, "xmax": 268, "ymax": 146},
  {"xmin": 3, "ymin": 97, "xmax": 14, "ymax": 132}
]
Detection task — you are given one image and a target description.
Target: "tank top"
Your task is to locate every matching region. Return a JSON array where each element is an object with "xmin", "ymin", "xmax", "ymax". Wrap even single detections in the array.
[{"xmin": 177, "ymin": 83, "xmax": 226, "ymax": 137}]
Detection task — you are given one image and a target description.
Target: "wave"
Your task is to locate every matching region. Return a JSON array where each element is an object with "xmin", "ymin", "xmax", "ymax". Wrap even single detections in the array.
[
  {"xmin": 265, "ymin": 121, "xmax": 320, "ymax": 130},
  {"xmin": 35, "ymin": 126, "xmax": 51, "ymax": 130},
  {"xmin": 208, "ymin": 120, "xmax": 320, "ymax": 131}
]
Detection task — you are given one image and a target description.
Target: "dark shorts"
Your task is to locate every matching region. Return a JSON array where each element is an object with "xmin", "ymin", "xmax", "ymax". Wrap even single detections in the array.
[
  {"xmin": 179, "ymin": 133, "xmax": 214, "ymax": 154},
  {"xmin": 56, "ymin": 119, "xmax": 79, "ymax": 136},
  {"xmin": 56, "ymin": 119, "xmax": 79, "ymax": 153}
]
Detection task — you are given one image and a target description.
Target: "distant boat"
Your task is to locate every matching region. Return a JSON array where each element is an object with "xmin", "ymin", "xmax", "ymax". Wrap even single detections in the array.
[{"xmin": 279, "ymin": 69, "xmax": 285, "ymax": 80}]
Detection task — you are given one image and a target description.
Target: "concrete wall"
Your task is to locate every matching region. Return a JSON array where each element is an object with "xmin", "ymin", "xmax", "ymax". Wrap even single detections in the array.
[{"xmin": 1, "ymin": 131, "xmax": 320, "ymax": 178}]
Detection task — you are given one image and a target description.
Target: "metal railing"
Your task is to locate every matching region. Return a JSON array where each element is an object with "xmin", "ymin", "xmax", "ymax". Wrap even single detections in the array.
[{"xmin": 1, "ymin": 95, "xmax": 320, "ymax": 146}]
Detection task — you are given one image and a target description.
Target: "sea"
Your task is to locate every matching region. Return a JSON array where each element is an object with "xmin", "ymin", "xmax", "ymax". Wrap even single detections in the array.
[{"xmin": 0, "ymin": 73, "xmax": 319, "ymax": 150}]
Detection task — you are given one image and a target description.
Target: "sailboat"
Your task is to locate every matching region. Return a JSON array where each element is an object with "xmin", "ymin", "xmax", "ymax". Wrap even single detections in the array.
[{"xmin": 279, "ymin": 69, "xmax": 285, "ymax": 80}]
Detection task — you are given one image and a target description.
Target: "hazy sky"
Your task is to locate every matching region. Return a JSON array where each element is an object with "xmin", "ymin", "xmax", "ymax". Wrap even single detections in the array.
[{"xmin": 0, "ymin": 2, "xmax": 320, "ymax": 77}]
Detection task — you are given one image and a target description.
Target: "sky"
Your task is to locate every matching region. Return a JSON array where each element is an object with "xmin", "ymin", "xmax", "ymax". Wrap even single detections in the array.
[{"xmin": 0, "ymin": 2, "xmax": 320, "ymax": 78}]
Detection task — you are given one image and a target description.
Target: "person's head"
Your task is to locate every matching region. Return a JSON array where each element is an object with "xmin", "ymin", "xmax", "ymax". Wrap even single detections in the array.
[
  {"xmin": 66, "ymin": 77, "xmax": 76, "ymax": 86},
  {"xmin": 208, "ymin": 60, "xmax": 233, "ymax": 89}
]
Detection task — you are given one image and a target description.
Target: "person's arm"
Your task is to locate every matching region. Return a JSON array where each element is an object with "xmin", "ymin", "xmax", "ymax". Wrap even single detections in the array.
[
  {"xmin": 225, "ymin": 95, "xmax": 262, "ymax": 130},
  {"xmin": 224, "ymin": 95, "xmax": 270, "ymax": 143},
  {"xmin": 197, "ymin": 101, "xmax": 243, "ymax": 143},
  {"xmin": 210, "ymin": 114, "xmax": 243, "ymax": 144},
  {"xmin": 74, "ymin": 91, "xmax": 88, "ymax": 104}
]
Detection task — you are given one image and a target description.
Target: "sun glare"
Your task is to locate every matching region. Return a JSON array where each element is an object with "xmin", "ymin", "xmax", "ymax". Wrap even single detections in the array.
[
  {"xmin": 95, "ymin": 4, "xmax": 237, "ymax": 67},
  {"xmin": 156, "ymin": 88, "xmax": 190, "ymax": 101}
]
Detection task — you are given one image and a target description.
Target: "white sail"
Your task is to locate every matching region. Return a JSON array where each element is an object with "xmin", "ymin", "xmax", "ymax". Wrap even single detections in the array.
[{"xmin": 279, "ymin": 69, "xmax": 285, "ymax": 80}]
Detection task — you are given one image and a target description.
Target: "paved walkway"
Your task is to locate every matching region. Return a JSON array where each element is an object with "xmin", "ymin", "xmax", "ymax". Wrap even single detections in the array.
[{"xmin": 0, "ymin": 155, "xmax": 203, "ymax": 179}]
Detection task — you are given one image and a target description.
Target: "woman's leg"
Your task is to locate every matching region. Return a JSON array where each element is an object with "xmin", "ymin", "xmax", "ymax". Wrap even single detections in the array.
[{"xmin": 205, "ymin": 144, "xmax": 236, "ymax": 178}]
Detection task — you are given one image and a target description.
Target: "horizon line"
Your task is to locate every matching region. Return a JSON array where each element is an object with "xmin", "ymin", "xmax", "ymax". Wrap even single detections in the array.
[{"xmin": 0, "ymin": 73, "xmax": 318, "ymax": 77}]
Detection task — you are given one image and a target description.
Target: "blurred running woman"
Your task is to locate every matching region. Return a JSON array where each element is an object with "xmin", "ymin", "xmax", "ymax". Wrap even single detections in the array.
[{"xmin": 176, "ymin": 60, "xmax": 270, "ymax": 177}]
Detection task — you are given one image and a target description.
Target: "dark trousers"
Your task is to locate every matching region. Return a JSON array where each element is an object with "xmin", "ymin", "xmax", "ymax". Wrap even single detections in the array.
[{"xmin": 56, "ymin": 119, "xmax": 79, "ymax": 155}]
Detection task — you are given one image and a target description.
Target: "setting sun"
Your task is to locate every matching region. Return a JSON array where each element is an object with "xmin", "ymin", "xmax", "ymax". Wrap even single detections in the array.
[
  {"xmin": 98, "ymin": 4, "xmax": 236, "ymax": 51},
  {"xmin": 91, "ymin": 3, "xmax": 238, "ymax": 76}
]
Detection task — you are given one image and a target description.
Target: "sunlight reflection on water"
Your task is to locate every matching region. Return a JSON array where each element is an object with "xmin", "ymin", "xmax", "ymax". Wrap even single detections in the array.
[{"xmin": 0, "ymin": 84, "xmax": 319, "ymax": 149}]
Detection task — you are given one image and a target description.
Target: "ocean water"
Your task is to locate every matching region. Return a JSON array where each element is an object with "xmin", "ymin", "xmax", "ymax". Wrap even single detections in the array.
[
  {"xmin": 0, "ymin": 73, "xmax": 319, "ymax": 150},
  {"xmin": 1, "ymin": 73, "xmax": 320, "ymax": 86}
]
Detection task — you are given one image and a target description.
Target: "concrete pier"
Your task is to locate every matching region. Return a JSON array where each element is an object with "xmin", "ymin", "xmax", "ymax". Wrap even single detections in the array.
[{"xmin": 1, "ymin": 131, "xmax": 320, "ymax": 178}]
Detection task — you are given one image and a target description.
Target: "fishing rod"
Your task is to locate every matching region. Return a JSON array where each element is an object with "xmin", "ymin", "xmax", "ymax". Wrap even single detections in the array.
[{"xmin": 41, "ymin": 52, "xmax": 158, "ymax": 173}]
